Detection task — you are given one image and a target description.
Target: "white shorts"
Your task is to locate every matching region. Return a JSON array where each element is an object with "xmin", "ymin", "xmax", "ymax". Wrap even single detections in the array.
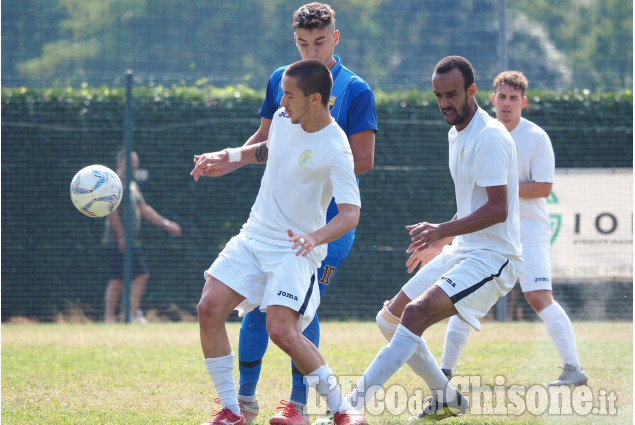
[
  {"xmin": 204, "ymin": 233, "xmax": 320, "ymax": 331},
  {"xmin": 402, "ymin": 246, "xmax": 520, "ymax": 331},
  {"xmin": 517, "ymin": 243, "xmax": 552, "ymax": 292}
]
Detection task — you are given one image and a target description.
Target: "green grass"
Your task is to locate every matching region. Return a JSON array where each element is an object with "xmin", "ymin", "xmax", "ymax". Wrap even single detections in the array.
[{"xmin": 1, "ymin": 320, "xmax": 632, "ymax": 424}]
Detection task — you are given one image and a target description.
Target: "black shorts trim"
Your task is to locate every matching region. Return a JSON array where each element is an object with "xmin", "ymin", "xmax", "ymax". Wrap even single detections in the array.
[
  {"xmin": 449, "ymin": 259, "xmax": 510, "ymax": 304},
  {"xmin": 298, "ymin": 273, "xmax": 316, "ymax": 316}
]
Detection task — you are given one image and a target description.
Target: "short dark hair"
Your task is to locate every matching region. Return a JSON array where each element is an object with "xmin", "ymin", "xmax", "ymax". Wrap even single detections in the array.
[
  {"xmin": 293, "ymin": 2, "xmax": 335, "ymax": 31},
  {"xmin": 493, "ymin": 71, "xmax": 529, "ymax": 96},
  {"xmin": 116, "ymin": 148, "xmax": 136, "ymax": 162},
  {"xmin": 433, "ymin": 56, "xmax": 475, "ymax": 90},
  {"xmin": 284, "ymin": 59, "xmax": 333, "ymax": 107}
]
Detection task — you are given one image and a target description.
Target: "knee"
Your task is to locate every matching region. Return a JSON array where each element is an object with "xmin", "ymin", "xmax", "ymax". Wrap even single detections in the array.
[
  {"xmin": 524, "ymin": 290, "xmax": 554, "ymax": 313},
  {"xmin": 267, "ymin": 322, "xmax": 297, "ymax": 353},
  {"xmin": 401, "ymin": 302, "xmax": 424, "ymax": 327},
  {"xmin": 197, "ymin": 295, "xmax": 224, "ymax": 323}
]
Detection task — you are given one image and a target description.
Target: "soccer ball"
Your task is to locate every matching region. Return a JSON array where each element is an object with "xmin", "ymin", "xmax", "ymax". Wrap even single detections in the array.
[{"xmin": 70, "ymin": 165, "xmax": 123, "ymax": 217}]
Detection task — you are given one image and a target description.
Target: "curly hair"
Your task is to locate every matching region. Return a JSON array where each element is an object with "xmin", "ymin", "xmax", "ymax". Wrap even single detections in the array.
[
  {"xmin": 493, "ymin": 71, "xmax": 529, "ymax": 96},
  {"xmin": 293, "ymin": 2, "xmax": 335, "ymax": 31}
]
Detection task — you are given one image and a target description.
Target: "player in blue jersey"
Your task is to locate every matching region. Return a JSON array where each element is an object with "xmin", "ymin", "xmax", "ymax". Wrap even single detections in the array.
[{"xmin": 197, "ymin": 3, "xmax": 377, "ymax": 425}]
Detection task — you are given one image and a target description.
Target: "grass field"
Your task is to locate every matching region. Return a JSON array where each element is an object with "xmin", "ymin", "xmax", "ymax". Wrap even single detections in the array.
[{"xmin": 1, "ymin": 320, "xmax": 632, "ymax": 424}]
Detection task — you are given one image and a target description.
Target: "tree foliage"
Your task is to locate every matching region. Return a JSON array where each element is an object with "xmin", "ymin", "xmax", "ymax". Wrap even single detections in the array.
[{"xmin": 1, "ymin": 0, "xmax": 632, "ymax": 92}]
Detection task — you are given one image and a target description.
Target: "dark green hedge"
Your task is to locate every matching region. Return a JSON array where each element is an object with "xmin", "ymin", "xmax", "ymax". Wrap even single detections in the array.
[{"xmin": 1, "ymin": 86, "xmax": 632, "ymax": 321}]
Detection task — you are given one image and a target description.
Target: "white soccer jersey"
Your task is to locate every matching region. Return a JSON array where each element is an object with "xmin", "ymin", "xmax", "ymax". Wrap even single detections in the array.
[
  {"xmin": 511, "ymin": 117, "xmax": 555, "ymax": 243},
  {"xmin": 241, "ymin": 108, "xmax": 361, "ymax": 267},
  {"xmin": 448, "ymin": 108, "xmax": 522, "ymax": 259}
]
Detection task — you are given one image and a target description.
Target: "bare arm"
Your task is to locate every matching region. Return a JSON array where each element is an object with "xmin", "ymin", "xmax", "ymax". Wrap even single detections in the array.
[
  {"xmin": 193, "ymin": 117, "xmax": 272, "ymax": 178},
  {"xmin": 519, "ymin": 181, "xmax": 552, "ymax": 199},
  {"xmin": 406, "ymin": 185, "xmax": 508, "ymax": 252},
  {"xmin": 288, "ymin": 203, "xmax": 361, "ymax": 257},
  {"xmin": 191, "ymin": 141, "xmax": 269, "ymax": 181},
  {"xmin": 348, "ymin": 129, "xmax": 375, "ymax": 175},
  {"xmin": 139, "ymin": 202, "xmax": 182, "ymax": 236}
]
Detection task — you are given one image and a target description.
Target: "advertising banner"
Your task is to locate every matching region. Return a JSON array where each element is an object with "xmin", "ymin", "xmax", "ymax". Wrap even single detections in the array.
[{"xmin": 547, "ymin": 168, "xmax": 633, "ymax": 282}]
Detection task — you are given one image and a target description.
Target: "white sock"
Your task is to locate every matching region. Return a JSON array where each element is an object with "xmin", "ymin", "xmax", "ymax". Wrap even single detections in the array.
[
  {"xmin": 205, "ymin": 353, "xmax": 241, "ymax": 415},
  {"xmin": 306, "ymin": 364, "xmax": 352, "ymax": 414},
  {"xmin": 440, "ymin": 315, "xmax": 472, "ymax": 372},
  {"xmin": 539, "ymin": 303, "xmax": 581, "ymax": 369},
  {"xmin": 350, "ymin": 325, "xmax": 456, "ymax": 409},
  {"xmin": 376, "ymin": 309, "xmax": 443, "ymax": 386}
]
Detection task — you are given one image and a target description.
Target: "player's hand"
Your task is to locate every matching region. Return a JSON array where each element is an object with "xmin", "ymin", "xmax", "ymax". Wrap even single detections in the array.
[
  {"xmin": 405, "ymin": 221, "xmax": 444, "ymax": 253},
  {"xmin": 190, "ymin": 151, "xmax": 228, "ymax": 181},
  {"xmin": 165, "ymin": 221, "xmax": 182, "ymax": 237},
  {"xmin": 405, "ymin": 243, "xmax": 443, "ymax": 273},
  {"xmin": 287, "ymin": 229, "xmax": 315, "ymax": 257}
]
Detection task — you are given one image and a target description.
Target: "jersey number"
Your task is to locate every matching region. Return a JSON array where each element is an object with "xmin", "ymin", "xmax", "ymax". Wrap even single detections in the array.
[{"xmin": 319, "ymin": 265, "xmax": 336, "ymax": 286}]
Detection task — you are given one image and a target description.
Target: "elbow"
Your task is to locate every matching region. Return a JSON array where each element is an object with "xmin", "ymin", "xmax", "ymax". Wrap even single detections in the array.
[
  {"xmin": 348, "ymin": 207, "xmax": 361, "ymax": 231},
  {"xmin": 354, "ymin": 156, "xmax": 374, "ymax": 176},
  {"xmin": 493, "ymin": 205, "xmax": 508, "ymax": 224}
]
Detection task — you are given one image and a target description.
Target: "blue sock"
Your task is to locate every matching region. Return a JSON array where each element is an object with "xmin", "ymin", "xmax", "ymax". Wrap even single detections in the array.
[
  {"xmin": 238, "ymin": 308, "xmax": 269, "ymax": 397},
  {"xmin": 290, "ymin": 312, "xmax": 321, "ymax": 405}
]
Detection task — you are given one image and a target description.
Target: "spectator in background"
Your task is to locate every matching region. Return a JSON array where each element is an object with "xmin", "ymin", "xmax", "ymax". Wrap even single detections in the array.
[
  {"xmin": 439, "ymin": 71, "xmax": 588, "ymax": 386},
  {"xmin": 102, "ymin": 149, "xmax": 181, "ymax": 323}
]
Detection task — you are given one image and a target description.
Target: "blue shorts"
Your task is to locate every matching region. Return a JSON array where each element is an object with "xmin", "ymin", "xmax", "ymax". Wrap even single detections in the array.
[
  {"xmin": 105, "ymin": 244, "xmax": 148, "ymax": 280},
  {"xmin": 317, "ymin": 228, "xmax": 355, "ymax": 296}
]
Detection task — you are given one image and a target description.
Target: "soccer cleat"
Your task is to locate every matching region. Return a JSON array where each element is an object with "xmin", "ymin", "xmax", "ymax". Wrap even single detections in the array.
[
  {"xmin": 441, "ymin": 368, "xmax": 453, "ymax": 380},
  {"xmin": 269, "ymin": 400, "xmax": 310, "ymax": 425},
  {"xmin": 549, "ymin": 364, "xmax": 588, "ymax": 386},
  {"xmin": 311, "ymin": 411, "xmax": 333, "ymax": 425},
  {"xmin": 332, "ymin": 411, "xmax": 368, "ymax": 425},
  {"xmin": 407, "ymin": 391, "xmax": 468, "ymax": 422},
  {"xmin": 202, "ymin": 407, "xmax": 247, "ymax": 425}
]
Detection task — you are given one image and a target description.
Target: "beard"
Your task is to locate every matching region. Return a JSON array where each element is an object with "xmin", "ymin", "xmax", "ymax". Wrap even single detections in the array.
[{"xmin": 443, "ymin": 97, "xmax": 470, "ymax": 127}]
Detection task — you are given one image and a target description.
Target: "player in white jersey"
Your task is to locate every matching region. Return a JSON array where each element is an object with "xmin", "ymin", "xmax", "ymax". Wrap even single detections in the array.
[
  {"xmin": 336, "ymin": 56, "xmax": 522, "ymax": 423},
  {"xmin": 191, "ymin": 59, "xmax": 367, "ymax": 425},
  {"xmin": 440, "ymin": 71, "xmax": 588, "ymax": 386}
]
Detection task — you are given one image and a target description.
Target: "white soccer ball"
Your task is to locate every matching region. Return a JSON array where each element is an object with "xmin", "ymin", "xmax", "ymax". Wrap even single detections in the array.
[{"xmin": 70, "ymin": 165, "xmax": 123, "ymax": 217}]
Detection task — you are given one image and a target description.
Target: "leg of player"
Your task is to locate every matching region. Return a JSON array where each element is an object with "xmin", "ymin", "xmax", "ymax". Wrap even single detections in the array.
[
  {"xmin": 524, "ymin": 290, "xmax": 588, "ymax": 386},
  {"xmin": 199, "ymin": 276, "xmax": 248, "ymax": 425},
  {"xmin": 439, "ymin": 314, "xmax": 473, "ymax": 378},
  {"xmin": 270, "ymin": 314, "xmax": 319, "ymax": 425},
  {"xmin": 237, "ymin": 309, "xmax": 269, "ymax": 422},
  {"xmin": 348, "ymin": 288, "xmax": 468, "ymax": 421},
  {"xmin": 266, "ymin": 305, "xmax": 367, "ymax": 425},
  {"xmin": 271, "ymin": 234, "xmax": 352, "ymax": 425}
]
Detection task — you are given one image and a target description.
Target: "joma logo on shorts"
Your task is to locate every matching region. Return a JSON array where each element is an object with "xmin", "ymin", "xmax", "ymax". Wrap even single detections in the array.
[
  {"xmin": 277, "ymin": 291, "xmax": 299, "ymax": 301},
  {"xmin": 534, "ymin": 277, "xmax": 550, "ymax": 282},
  {"xmin": 440, "ymin": 276, "xmax": 455, "ymax": 287}
]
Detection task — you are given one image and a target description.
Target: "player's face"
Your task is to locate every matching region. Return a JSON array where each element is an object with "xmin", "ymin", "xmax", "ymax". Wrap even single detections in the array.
[
  {"xmin": 280, "ymin": 75, "xmax": 311, "ymax": 125},
  {"xmin": 294, "ymin": 25, "xmax": 339, "ymax": 68},
  {"xmin": 432, "ymin": 68, "xmax": 475, "ymax": 131},
  {"xmin": 491, "ymin": 84, "xmax": 527, "ymax": 130}
]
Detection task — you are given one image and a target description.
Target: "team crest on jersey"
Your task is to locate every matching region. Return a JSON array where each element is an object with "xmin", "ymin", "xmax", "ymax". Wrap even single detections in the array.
[
  {"xmin": 328, "ymin": 95, "xmax": 336, "ymax": 111},
  {"xmin": 298, "ymin": 150, "xmax": 312, "ymax": 167}
]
